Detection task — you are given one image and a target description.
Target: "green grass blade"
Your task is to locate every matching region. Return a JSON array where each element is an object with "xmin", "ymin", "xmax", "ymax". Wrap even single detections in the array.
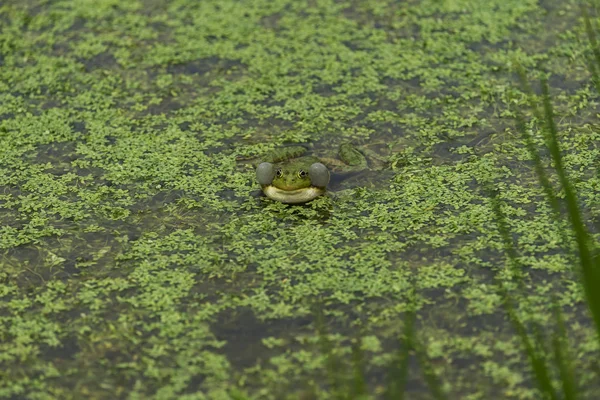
[
  {"xmin": 350, "ymin": 336, "xmax": 369, "ymax": 399},
  {"xmin": 314, "ymin": 306, "xmax": 344, "ymax": 399},
  {"xmin": 514, "ymin": 64, "xmax": 600, "ymax": 342},
  {"xmin": 484, "ymin": 184, "xmax": 524, "ymax": 283},
  {"xmin": 581, "ymin": 4, "xmax": 600, "ymax": 94},
  {"xmin": 539, "ymin": 77, "xmax": 600, "ymax": 342},
  {"xmin": 514, "ymin": 63, "xmax": 542, "ymax": 120},
  {"xmin": 512, "ymin": 110, "xmax": 575, "ymax": 264},
  {"xmin": 229, "ymin": 389, "xmax": 251, "ymax": 400},
  {"xmin": 385, "ymin": 310, "xmax": 415, "ymax": 400},
  {"xmin": 486, "ymin": 184, "xmax": 558, "ymax": 400},
  {"xmin": 512, "ymin": 112, "xmax": 561, "ymax": 218},
  {"xmin": 505, "ymin": 297, "xmax": 558, "ymax": 400},
  {"xmin": 551, "ymin": 299, "xmax": 578, "ymax": 400},
  {"xmin": 409, "ymin": 283, "xmax": 449, "ymax": 400},
  {"xmin": 386, "ymin": 307, "xmax": 448, "ymax": 400},
  {"xmin": 412, "ymin": 338, "xmax": 448, "ymax": 400}
]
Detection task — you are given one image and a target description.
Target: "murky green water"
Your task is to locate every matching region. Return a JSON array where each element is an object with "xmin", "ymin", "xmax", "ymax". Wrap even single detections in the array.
[{"xmin": 1, "ymin": 0, "xmax": 599, "ymax": 398}]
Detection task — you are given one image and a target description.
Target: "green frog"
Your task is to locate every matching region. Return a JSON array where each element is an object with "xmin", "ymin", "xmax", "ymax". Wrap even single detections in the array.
[{"xmin": 255, "ymin": 143, "xmax": 371, "ymax": 204}]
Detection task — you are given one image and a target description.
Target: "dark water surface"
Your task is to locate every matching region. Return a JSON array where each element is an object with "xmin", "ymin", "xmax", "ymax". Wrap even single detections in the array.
[{"xmin": 1, "ymin": 0, "xmax": 599, "ymax": 398}]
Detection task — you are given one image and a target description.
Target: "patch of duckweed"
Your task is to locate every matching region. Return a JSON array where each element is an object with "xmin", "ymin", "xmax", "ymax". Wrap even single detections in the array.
[{"xmin": 1, "ymin": 0, "xmax": 600, "ymax": 398}]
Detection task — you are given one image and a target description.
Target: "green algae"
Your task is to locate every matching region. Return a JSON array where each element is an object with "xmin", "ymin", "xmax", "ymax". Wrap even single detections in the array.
[{"xmin": 1, "ymin": 0, "xmax": 600, "ymax": 399}]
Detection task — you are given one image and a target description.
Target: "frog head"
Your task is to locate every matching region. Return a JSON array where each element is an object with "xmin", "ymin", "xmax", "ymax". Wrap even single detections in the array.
[{"xmin": 256, "ymin": 157, "xmax": 329, "ymax": 203}]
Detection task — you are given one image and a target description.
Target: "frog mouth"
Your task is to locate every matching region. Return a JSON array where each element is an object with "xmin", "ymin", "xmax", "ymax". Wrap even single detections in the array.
[{"xmin": 262, "ymin": 185, "xmax": 326, "ymax": 204}]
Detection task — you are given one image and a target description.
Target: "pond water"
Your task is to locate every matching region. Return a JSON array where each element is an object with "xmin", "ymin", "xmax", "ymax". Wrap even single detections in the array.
[{"xmin": 1, "ymin": 0, "xmax": 599, "ymax": 399}]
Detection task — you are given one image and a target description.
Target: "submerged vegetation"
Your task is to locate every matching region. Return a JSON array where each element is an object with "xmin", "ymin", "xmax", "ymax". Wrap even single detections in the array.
[{"xmin": 1, "ymin": 0, "xmax": 600, "ymax": 398}]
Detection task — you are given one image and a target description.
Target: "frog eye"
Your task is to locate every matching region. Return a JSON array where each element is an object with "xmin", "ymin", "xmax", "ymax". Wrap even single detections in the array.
[
  {"xmin": 298, "ymin": 169, "xmax": 308, "ymax": 178},
  {"xmin": 276, "ymin": 168, "xmax": 283, "ymax": 178}
]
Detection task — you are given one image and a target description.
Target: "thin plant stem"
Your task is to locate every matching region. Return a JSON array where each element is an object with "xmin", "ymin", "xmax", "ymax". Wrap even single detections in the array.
[{"xmin": 539, "ymin": 78, "xmax": 600, "ymax": 344}]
